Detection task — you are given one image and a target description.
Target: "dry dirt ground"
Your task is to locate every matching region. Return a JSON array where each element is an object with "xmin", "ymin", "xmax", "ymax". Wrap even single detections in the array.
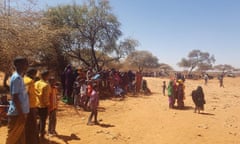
[{"xmin": 1, "ymin": 77, "xmax": 240, "ymax": 144}]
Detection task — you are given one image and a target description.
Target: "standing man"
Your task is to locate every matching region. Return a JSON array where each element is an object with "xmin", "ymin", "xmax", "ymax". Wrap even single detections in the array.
[
  {"xmin": 24, "ymin": 67, "xmax": 39, "ymax": 144},
  {"xmin": 204, "ymin": 73, "xmax": 209, "ymax": 85},
  {"xmin": 218, "ymin": 73, "xmax": 224, "ymax": 88},
  {"xmin": 162, "ymin": 81, "xmax": 166, "ymax": 96},
  {"xmin": 6, "ymin": 56, "xmax": 29, "ymax": 144}
]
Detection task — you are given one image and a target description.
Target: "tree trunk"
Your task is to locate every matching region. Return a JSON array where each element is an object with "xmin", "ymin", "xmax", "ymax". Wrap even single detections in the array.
[{"xmin": 91, "ymin": 42, "xmax": 100, "ymax": 72}]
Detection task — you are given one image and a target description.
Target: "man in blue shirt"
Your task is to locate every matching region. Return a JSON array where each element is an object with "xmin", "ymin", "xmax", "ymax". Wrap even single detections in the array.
[{"xmin": 6, "ymin": 56, "xmax": 29, "ymax": 144}]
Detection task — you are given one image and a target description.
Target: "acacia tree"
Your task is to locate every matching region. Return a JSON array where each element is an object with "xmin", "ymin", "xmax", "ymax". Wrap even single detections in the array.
[
  {"xmin": 158, "ymin": 63, "xmax": 174, "ymax": 76},
  {"xmin": 125, "ymin": 50, "xmax": 159, "ymax": 71},
  {"xmin": 178, "ymin": 49, "xmax": 215, "ymax": 74},
  {"xmin": 214, "ymin": 64, "xmax": 235, "ymax": 74},
  {"xmin": 44, "ymin": 0, "xmax": 137, "ymax": 71}
]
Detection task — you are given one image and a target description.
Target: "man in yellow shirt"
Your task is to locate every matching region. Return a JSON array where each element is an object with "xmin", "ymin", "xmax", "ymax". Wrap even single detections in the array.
[
  {"xmin": 34, "ymin": 70, "xmax": 50, "ymax": 139},
  {"xmin": 24, "ymin": 67, "xmax": 39, "ymax": 144}
]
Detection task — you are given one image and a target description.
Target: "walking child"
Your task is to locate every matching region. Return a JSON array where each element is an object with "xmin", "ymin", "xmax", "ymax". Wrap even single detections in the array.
[
  {"xmin": 73, "ymin": 76, "xmax": 81, "ymax": 109},
  {"xmin": 162, "ymin": 81, "xmax": 166, "ymax": 96},
  {"xmin": 48, "ymin": 76, "xmax": 58, "ymax": 136},
  {"xmin": 80, "ymin": 80, "xmax": 87, "ymax": 108},
  {"xmin": 85, "ymin": 80, "xmax": 93, "ymax": 111},
  {"xmin": 87, "ymin": 83, "xmax": 99, "ymax": 125}
]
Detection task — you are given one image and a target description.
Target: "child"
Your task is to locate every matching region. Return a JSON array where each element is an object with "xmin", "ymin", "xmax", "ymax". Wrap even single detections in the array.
[
  {"xmin": 162, "ymin": 81, "xmax": 166, "ymax": 96},
  {"xmin": 73, "ymin": 76, "xmax": 81, "ymax": 109},
  {"xmin": 192, "ymin": 86, "xmax": 205, "ymax": 113},
  {"xmin": 35, "ymin": 70, "xmax": 50, "ymax": 139},
  {"xmin": 48, "ymin": 76, "xmax": 58, "ymax": 136},
  {"xmin": 85, "ymin": 80, "xmax": 93, "ymax": 111},
  {"xmin": 87, "ymin": 83, "xmax": 99, "ymax": 125},
  {"xmin": 167, "ymin": 80, "xmax": 174, "ymax": 108},
  {"xmin": 80, "ymin": 80, "xmax": 87, "ymax": 108}
]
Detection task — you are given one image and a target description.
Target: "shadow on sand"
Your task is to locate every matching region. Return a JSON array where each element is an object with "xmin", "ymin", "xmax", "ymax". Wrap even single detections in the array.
[
  {"xmin": 41, "ymin": 133, "xmax": 81, "ymax": 144},
  {"xmin": 173, "ymin": 106, "xmax": 194, "ymax": 111},
  {"xmin": 56, "ymin": 133, "xmax": 80, "ymax": 144},
  {"xmin": 199, "ymin": 112, "xmax": 215, "ymax": 116},
  {"xmin": 97, "ymin": 107, "xmax": 106, "ymax": 112},
  {"xmin": 98, "ymin": 123, "xmax": 115, "ymax": 128}
]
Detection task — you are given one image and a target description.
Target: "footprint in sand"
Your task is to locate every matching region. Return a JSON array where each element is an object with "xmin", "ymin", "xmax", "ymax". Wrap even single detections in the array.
[{"xmin": 224, "ymin": 116, "xmax": 238, "ymax": 128}]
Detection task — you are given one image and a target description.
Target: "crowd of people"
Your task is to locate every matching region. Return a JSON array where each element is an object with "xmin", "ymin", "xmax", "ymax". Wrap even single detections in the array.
[
  {"xmin": 60, "ymin": 65, "xmax": 151, "ymax": 109},
  {"xmin": 165, "ymin": 73, "xmax": 207, "ymax": 113},
  {"xmin": 3, "ymin": 56, "xmax": 228, "ymax": 144},
  {"xmin": 5, "ymin": 56, "xmax": 60, "ymax": 144},
  {"xmin": 3, "ymin": 57, "xmax": 154, "ymax": 144},
  {"xmin": 166, "ymin": 79, "xmax": 185, "ymax": 109}
]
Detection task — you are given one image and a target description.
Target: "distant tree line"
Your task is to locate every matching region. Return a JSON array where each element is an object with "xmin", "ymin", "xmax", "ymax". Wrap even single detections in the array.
[{"xmin": 178, "ymin": 49, "xmax": 238, "ymax": 75}]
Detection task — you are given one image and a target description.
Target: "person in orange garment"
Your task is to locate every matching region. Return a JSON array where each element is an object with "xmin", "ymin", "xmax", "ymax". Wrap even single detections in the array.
[
  {"xmin": 176, "ymin": 79, "xmax": 185, "ymax": 109},
  {"xmin": 135, "ymin": 70, "xmax": 143, "ymax": 93},
  {"xmin": 48, "ymin": 76, "xmax": 59, "ymax": 136}
]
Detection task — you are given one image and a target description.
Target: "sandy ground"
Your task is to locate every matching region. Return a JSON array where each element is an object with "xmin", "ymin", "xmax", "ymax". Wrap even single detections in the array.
[{"xmin": 1, "ymin": 77, "xmax": 240, "ymax": 144}]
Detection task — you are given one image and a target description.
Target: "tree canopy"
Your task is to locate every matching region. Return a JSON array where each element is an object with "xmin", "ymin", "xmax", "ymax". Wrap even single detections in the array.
[
  {"xmin": 0, "ymin": 0, "xmax": 138, "ymax": 78},
  {"xmin": 44, "ymin": 0, "xmax": 137, "ymax": 71},
  {"xmin": 0, "ymin": 0, "xmax": 43, "ymax": 73},
  {"xmin": 125, "ymin": 50, "xmax": 159, "ymax": 71},
  {"xmin": 214, "ymin": 64, "xmax": 236, "ymax": 74},
  {"xmin": 178, "ymin": 49, "xmax": 215, "ymax": 74}
]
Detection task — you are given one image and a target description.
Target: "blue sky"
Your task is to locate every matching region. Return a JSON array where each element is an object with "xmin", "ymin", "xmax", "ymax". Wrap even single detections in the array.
[{"xmin": 15, "ymin": 0, "xmax": 240, "ymax": 70}]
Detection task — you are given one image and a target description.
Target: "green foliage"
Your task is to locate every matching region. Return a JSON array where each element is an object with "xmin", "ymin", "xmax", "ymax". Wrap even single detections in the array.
[
  {"xmin": 178, "ymin": 49, "xmax": 215, "ymax": 73},
  {"xmin": 0, "ymin": 0, "xmax": 137, "ymax": 77},
  {"xmin": 44, "ymin": 0, "xmax": 137, "ymax": 71},
  {"xmin": 125, "ymin": 50, "xmax": 159, "ymax": 71},
  {"xmin": 214, "ymin": 64, "xmax": 235, "ymax": 73}
]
